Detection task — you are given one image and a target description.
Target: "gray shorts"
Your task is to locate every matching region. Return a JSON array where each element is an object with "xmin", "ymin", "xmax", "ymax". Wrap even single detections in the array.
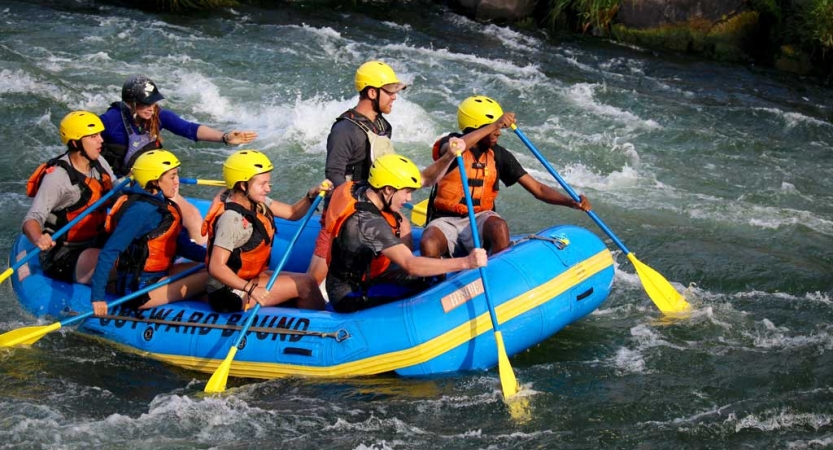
[{"xmin": 425, "ymin": 210, "xmax": 500, "ymax": 257}]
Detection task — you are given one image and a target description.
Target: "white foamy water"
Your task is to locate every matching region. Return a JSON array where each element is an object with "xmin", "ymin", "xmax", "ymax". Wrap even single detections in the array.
[{"xmin": 1, "ymin": 2, "xmax": 832, "ymax": 449}]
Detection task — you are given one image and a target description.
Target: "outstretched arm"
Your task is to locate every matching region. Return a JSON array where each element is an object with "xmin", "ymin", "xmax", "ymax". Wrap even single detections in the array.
[
  {"xmin": 436, "ymin": 113, "xmax": 517, "ymax": 160},
  {"xmin": 420, "ymin": 137, "xmax": 466, "ymax": 187},
  {"xmin": 517, "ymin": 174, "xmax": 591, "ymax": 211},
  {"xmin": 269, "ymin": 180, "xmax": 332, "ymax": 220},
  {"xmin": 196, "ymin": 125, "xmax": 257, "ymax": 145}
]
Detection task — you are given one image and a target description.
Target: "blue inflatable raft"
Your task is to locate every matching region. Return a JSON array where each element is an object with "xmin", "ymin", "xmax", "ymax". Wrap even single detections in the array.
[{"xmin": 9, "ymin": 198, "xmax": 614, "ymax": 380}]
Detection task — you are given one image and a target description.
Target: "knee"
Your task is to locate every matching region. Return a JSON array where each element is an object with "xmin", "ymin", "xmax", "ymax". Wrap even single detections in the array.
[
  {"xmin": 297, "ymin": 274, "xmax": 320, "ymax": 297},
  {"xmin": 483, "ymin": 217, "xmax": 510, "ymax": 252},
  {"xmin": 419, "ymin": 229, "xmax": 447, "ymax": 258}
]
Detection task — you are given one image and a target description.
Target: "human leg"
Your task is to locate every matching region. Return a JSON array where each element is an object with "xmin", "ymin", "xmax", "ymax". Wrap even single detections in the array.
[
  {"xmin": 75, "ymin": 248, "xmax": 100, "ymax": 284},
  {"xmin": 419, "ymin": 226, "xmax": 450, "ymax": 258},
  {"xmin": 140, "ymin": 262, "xmax": 208, "ymax": 309},
  {"xmin": 259, "ymin": 271, "xmax": 326, "ymax": 310},
  {"xmin": 481, "ymin": 214, "xmax": 510, "ymax": 254}
]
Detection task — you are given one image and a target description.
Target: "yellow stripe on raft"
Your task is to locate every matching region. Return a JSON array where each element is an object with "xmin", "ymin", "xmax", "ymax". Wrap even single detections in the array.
[{"xmin": 146, "ymin": 249, "xmax": 614, "ymax": 380}]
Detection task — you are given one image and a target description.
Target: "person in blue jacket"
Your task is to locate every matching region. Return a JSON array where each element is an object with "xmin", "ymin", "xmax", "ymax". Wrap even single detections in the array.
[
  {"xmin": 99, "ymin": 75, "xmax": 257, "ymax": 244},
  {"xmin": 89, "ymin": 150, "xmax": 208, "ymax": 317}
]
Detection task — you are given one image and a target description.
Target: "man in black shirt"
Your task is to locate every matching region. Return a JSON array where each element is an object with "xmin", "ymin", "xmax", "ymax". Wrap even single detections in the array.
[{"xmin": 309, "ymin": 61, "xmax": 456, "ymax": 285}]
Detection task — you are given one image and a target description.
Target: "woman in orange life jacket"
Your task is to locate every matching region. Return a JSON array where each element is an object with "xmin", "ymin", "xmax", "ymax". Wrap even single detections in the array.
[
  {"xmin": 203, "ymin": 150, "xmax": 331, "ymax": 313},
  {"xmin": 419, "ymin": 95, "xmax": 591, "ymax": 260},
  {"xmin": 99, "ymin": 75, "xmax": 258, "ymax": 245},
  {"xmin": 23, "ymin": 111, "xmax": 116, "ymax": 284},
  {"xmin": 325, "ymin": 152, "xmax": 487, "ymax": 313},
  {"xmin": 88, "ymin": 150, "xmax": 208, "ymax": 317}
]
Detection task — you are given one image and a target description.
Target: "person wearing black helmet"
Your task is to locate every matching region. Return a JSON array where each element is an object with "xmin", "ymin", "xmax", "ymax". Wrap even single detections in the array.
[{"xmin": 99, "ymin": 75, "xmax": 258, "ymax": 244}]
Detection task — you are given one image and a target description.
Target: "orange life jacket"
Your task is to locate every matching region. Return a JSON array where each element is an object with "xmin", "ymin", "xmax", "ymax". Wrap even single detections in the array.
[
  {"xmin": 26, "ymin": 156, "xmax": 113, "ymax": 243},
  {"xmin": 105, "ymin": 193, "xmax": 182, "ymax": 273},
  {"xmin": 325, "ymin": 181, "xmax": 400, "ymax": 282},
  {"xmin": 203, "ymin": 199, "xmax": 275, "ymax": 281},
  {"xmin": 430, "ymin": 139, "xmax": 500, "ymax": 217}
]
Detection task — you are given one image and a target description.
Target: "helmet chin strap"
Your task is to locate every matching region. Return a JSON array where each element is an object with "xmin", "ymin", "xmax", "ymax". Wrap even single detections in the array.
[
  {"xmin": 372, "ymin": 87, "xmax": 382, "ymax": 115},
  {"xmin": 380, "ymin": 187, "xmax": 395, "ymax": 212},
  {"xmin": 71, "ymin": 140, "xmax": 93, "ymax": 162}
]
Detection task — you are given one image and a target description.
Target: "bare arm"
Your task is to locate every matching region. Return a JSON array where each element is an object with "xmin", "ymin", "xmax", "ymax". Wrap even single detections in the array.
[
  {"xmin": 208, "ymin": 246, "xmax": 251, "ymax": 291},
  {"xmin": 517, "ymin": 174, "xmax": 591, "ymax": 211},
  {"xmin": 420, "ymin": 137, "xmax": 462, "ymax": 187},
  {"xmin": 23, "ymin": 219, "xmax": 54, "ymax": 251},
  {"xmin": 269, "ymin": 180, "xmax": 332, "ymax": 220},
  {"xmin": 382, "ymin": 244, "xmax": 486, "ymax": 277},
  {"xmin": 196, "ymin": 125, "xmax": 257, "ymax": 145},
  {"xmin": 436, "ymin": 113, "xmax": 517, "ymax": 160}
]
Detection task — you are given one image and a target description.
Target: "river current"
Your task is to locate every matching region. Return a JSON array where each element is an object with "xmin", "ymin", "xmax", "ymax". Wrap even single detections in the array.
[{"xmin": 1, "ymin": 1, "xmax": 831, "ymax": 448}]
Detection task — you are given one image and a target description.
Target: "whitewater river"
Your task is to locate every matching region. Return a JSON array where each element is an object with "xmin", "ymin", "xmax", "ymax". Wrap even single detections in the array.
[{"xmin": 1, "ymin": 1, "xmax": 831, "ymax": 448}]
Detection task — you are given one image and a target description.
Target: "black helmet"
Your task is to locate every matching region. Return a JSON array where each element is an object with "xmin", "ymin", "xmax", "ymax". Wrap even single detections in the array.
[{"xmin": 122, "ymin": 75, "xmax": 164, "ymax": 105}]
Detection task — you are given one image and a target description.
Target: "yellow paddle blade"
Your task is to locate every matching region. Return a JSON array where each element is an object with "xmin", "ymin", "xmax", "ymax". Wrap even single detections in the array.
[
  {"xmin": 627, "ymin": 253, "xmax": 691, "ymax": 314},
  {"xmin": 0, "ymin": 267, "xmax": 13, "ymax": 284},
  {"xmin": 204, "ymin": 346, "xmax": 238, "ymax": 393},
  {"xmin": 410, "ymin": 199, "xmax": 428, "ymax": 227},
  {"xmin": 494, "ymin": 331, "xmax": 519, "ymax": 399},
  {"xmin": 0, "ymin": 322, "xmax": 62, "ymax": 347}
]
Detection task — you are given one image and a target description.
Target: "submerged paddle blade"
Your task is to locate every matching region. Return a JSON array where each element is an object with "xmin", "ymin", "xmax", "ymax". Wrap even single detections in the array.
[
  {"xmin": 627, "ymin": 253, "xmax": 691, "ymax": 314},
  {"xmin": 205, "ymin": 346, "xmax": 238, "ymax": 394},
  {"xmin": 494, "ymin": 331, "xmax": 519, "ymax": 398},
  {"xmin": 0, "ymin": 322, "xmax": 61, "ymax": 347}
]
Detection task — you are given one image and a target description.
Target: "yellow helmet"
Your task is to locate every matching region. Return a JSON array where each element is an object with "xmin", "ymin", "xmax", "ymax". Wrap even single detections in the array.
[
  {"xmin": 223, "ymin": 150, "xmax": 273, "ymax": 189},
  {"xmin": 368, "ymin": 154, "xmax": 422, "ymax": 190},
  {"xmin": 354, "ymin": 61, "xmax": 406, "ymax": 92},
  {"xmin": 132, "ymin": 150, "xmax": 181, "ymax": 189},
  {"xmin": 457, "ymin": 95, "xmax": 503, "ymax": 131},
  {"xmin": 59, "ymin": 111, "xmax": 105, "ymax": 145}
]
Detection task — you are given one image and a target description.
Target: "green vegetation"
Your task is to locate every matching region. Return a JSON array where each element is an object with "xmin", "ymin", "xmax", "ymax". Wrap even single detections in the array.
[
  {"xmin": 789, "ymin": 0, "xmax": 833, "ymax": 56},
  {"xmin": 540, "ymin": 0, "xmax": 832, "ymax": 76},
  {"xmin": 104, "ymin": 0, "xmax": 833, "ymax": 77},
  {"xmin": 544, "ymin": 0, "xmax": 620, "ymax": 35}
]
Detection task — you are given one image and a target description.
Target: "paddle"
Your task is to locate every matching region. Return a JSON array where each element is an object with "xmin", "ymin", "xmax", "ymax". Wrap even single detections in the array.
[
  {"xmin": 403, "ymin": 199, "xmax": 428, "ymax": 226},
  {"xmin": 204, "ymin": 188, "xmax": 327, "ymax": 394},
  {"xmin": 180, "ymin": 177, "xmax": 226, "ymax": 187},
  {"xmin": 454, "ymin": 147, "xmax": 519, "ymax": 399},
  {"xmin": 0, "ymin": 177, "xmax": 132, "ymax": 286},
  {"xmin": 0, "ymin": 263, "xmax": 205, "ymax": 347},
  {"xmin": 511, "ymin": 124, "xmax": 691, "ymax": 314}
]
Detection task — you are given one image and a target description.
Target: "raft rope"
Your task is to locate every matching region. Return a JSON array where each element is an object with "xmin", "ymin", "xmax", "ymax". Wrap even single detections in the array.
[
  {"xmin": 94, "ymin": 313, "xmax": 352, "ymax": 342},
  {"xmin": 510, "ymin": 234, "xmax": 568, "ymax": 249}
]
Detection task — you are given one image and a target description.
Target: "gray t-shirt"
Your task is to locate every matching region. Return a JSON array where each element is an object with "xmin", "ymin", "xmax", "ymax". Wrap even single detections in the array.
[
  {"xmin": 325, "ymin": 187, "xmax": 402, "ymax": 302},
  {"xmin": 206, "ymin": 197, "xmax": 273, "ymax": 292},
  {"xmin": 23, "ymin": 155, "xmax": 116, "ymax": 228}
]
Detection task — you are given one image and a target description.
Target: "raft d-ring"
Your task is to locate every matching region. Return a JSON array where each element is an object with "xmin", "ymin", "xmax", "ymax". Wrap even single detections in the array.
[
  {"xmin": 335, "ymin": 329, "xmax": 350, "ymax": 342},
  {"xmin": 143, "ymin": 326, "xmax": 154, "ymax": 341},
  {"xmin": 238, "ymin": 336, "xmax": 248, "ymax": 350}
]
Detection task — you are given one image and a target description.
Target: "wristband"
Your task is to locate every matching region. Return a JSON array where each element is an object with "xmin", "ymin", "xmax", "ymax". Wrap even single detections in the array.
[{"xmin": 222, "ymin": 132, "xmax": 230, "ymax": 145}]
